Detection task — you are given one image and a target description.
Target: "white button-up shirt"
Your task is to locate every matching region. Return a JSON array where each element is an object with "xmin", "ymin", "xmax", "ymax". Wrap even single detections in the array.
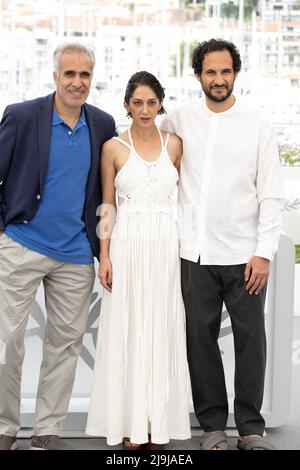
[{"xmin": 161, "ymin": 98, "xmax": 285, "ymax": 265}]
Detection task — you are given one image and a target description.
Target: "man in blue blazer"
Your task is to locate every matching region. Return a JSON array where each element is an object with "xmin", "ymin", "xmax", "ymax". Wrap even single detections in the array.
[{"xmin": 0, "ymin": 43, "xmax": 115, "ymax": 450}]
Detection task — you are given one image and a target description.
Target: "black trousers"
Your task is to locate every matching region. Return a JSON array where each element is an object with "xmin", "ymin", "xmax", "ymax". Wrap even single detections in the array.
[{"xmin": 181, "ymin": 260, "xmax": 267, "ymax": 436}]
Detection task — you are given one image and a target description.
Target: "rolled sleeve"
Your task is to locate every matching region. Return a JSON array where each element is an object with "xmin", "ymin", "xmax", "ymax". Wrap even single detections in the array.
[{"xmin": 255, "ymin": 198, "xmax": 283, "ymax": 261}]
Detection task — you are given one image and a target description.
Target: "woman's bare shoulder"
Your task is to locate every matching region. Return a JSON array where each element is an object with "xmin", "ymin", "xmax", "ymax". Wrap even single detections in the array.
[
  {"xmin": 168, "ymin": 133, "xmax": 182, "ymax": 145},
  {"xmin": 160, "ymin": 129, "xmax": 180, "ymax": 143},
  {"xmin": 165, "ymin": 132, "xmax": 182, "ymax": 163},
  {"xmin": 102, "ymin": 136, "xmax": 118, "ymax": 150},
  {"xmin": 103, "ymin": 133, "xmax": 127, "ymax": 152},
  {"xmin": 166, "ymin": 133, "xmax": 182, "ymax": 156}
]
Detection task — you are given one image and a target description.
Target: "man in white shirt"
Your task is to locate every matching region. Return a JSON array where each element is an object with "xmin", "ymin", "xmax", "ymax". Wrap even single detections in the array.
[{"xmin": 161, "ymin": 38, "xmax": 284, "ymax": 450}]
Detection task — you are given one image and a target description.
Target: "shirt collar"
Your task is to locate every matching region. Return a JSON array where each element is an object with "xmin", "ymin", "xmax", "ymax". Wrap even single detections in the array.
[
  {"xmin": 52, "ymin": 109, "xmax": 64, "ymax": 127},
  {"xmin": 202, "ymin": 95, "xmax": 238, "ymax": 116},
  {"xmin": 52, "ymin": 108, "xmax": 87, "ymax": 129},
  {"xmin": 76, "ymin": 108, "xmax": 87, "ymax": 130}
]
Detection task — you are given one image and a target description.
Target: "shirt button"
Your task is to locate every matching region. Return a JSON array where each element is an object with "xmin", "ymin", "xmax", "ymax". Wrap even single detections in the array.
[
  {"xmin": 68, "ymin": 131, "xmax": 72, "ymax": 135},
  {"xmin": 36, "ymin": 194, "xmax": 41, "ymax": 200},
  {"xmin": 23, "ymin": 220, "xmax": 28, "ymax": 224}
]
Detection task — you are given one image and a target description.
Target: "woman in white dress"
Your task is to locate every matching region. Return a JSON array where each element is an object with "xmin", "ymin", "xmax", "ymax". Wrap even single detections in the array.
[{"xmin": 86, "ymin": 71, "xmax": 191, "ymax": 449}]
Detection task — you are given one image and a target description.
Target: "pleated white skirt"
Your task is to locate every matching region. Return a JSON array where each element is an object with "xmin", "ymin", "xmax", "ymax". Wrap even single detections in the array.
[{"xmin": 86, "ymin": 211, "xmax": 191, "ymax": 445}]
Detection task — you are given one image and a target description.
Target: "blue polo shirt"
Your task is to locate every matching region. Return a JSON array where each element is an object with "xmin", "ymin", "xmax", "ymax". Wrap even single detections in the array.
[{"xmin": 5, "ymin": 109, "xmax": 94, "ymax": 264}]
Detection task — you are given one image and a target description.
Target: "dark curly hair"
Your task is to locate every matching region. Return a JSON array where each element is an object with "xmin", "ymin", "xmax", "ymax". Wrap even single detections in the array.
[
  {"xmin": 124, "ymin": 71, "xmax": 166, "ymax": 117},
  {"xmin": 192, "ymin": 39, "xmax": 242, "ymax": 75}
]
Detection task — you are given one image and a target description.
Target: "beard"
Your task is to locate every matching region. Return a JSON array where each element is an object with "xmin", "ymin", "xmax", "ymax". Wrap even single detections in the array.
[{"xmin": 202, "ymin": 83, "xmax": 234, "ymax": 103}]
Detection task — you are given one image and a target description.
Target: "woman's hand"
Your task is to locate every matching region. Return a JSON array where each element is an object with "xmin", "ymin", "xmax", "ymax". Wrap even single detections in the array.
[{"xmin": 98, "ymin": 256, "xmax": 113, "ymax": 292}]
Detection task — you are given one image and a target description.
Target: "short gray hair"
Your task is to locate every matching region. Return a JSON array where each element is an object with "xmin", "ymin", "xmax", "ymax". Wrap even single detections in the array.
[{"xmin": 53, "ymin": 43, "xmax": 95, "ymax": 74}]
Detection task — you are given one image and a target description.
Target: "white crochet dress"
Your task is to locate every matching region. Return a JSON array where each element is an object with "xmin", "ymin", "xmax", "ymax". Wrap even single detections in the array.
[{"xmin": 86, "ymin": 128, "xmax": 191, "ymax": 445}]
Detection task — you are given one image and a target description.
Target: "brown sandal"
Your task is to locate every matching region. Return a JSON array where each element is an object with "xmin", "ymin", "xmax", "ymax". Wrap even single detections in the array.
[{"xmin": 122, "ymin": 437, "xmax": 148, "ymax": 450}]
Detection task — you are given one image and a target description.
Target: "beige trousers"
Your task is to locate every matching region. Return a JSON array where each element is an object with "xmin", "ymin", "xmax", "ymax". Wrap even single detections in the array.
[{"xmin": 0, "ymin": 233, "xmax": 95, "ymax": 436}]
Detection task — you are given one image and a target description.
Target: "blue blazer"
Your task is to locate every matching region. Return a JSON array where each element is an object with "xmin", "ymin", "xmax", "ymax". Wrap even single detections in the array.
[{"xmin": 0, "ymin": 92, "xmax": 116, "ymax": 259}]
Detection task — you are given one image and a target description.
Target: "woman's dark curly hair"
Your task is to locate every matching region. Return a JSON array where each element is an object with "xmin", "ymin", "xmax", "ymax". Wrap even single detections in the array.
[
  {"xmin": 124, "ymin": 71, "xmax": 166, "ymax": 117},
  {"xmin": 192, "ymin": 39, "xmax": 242, "ymax": 75}
]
